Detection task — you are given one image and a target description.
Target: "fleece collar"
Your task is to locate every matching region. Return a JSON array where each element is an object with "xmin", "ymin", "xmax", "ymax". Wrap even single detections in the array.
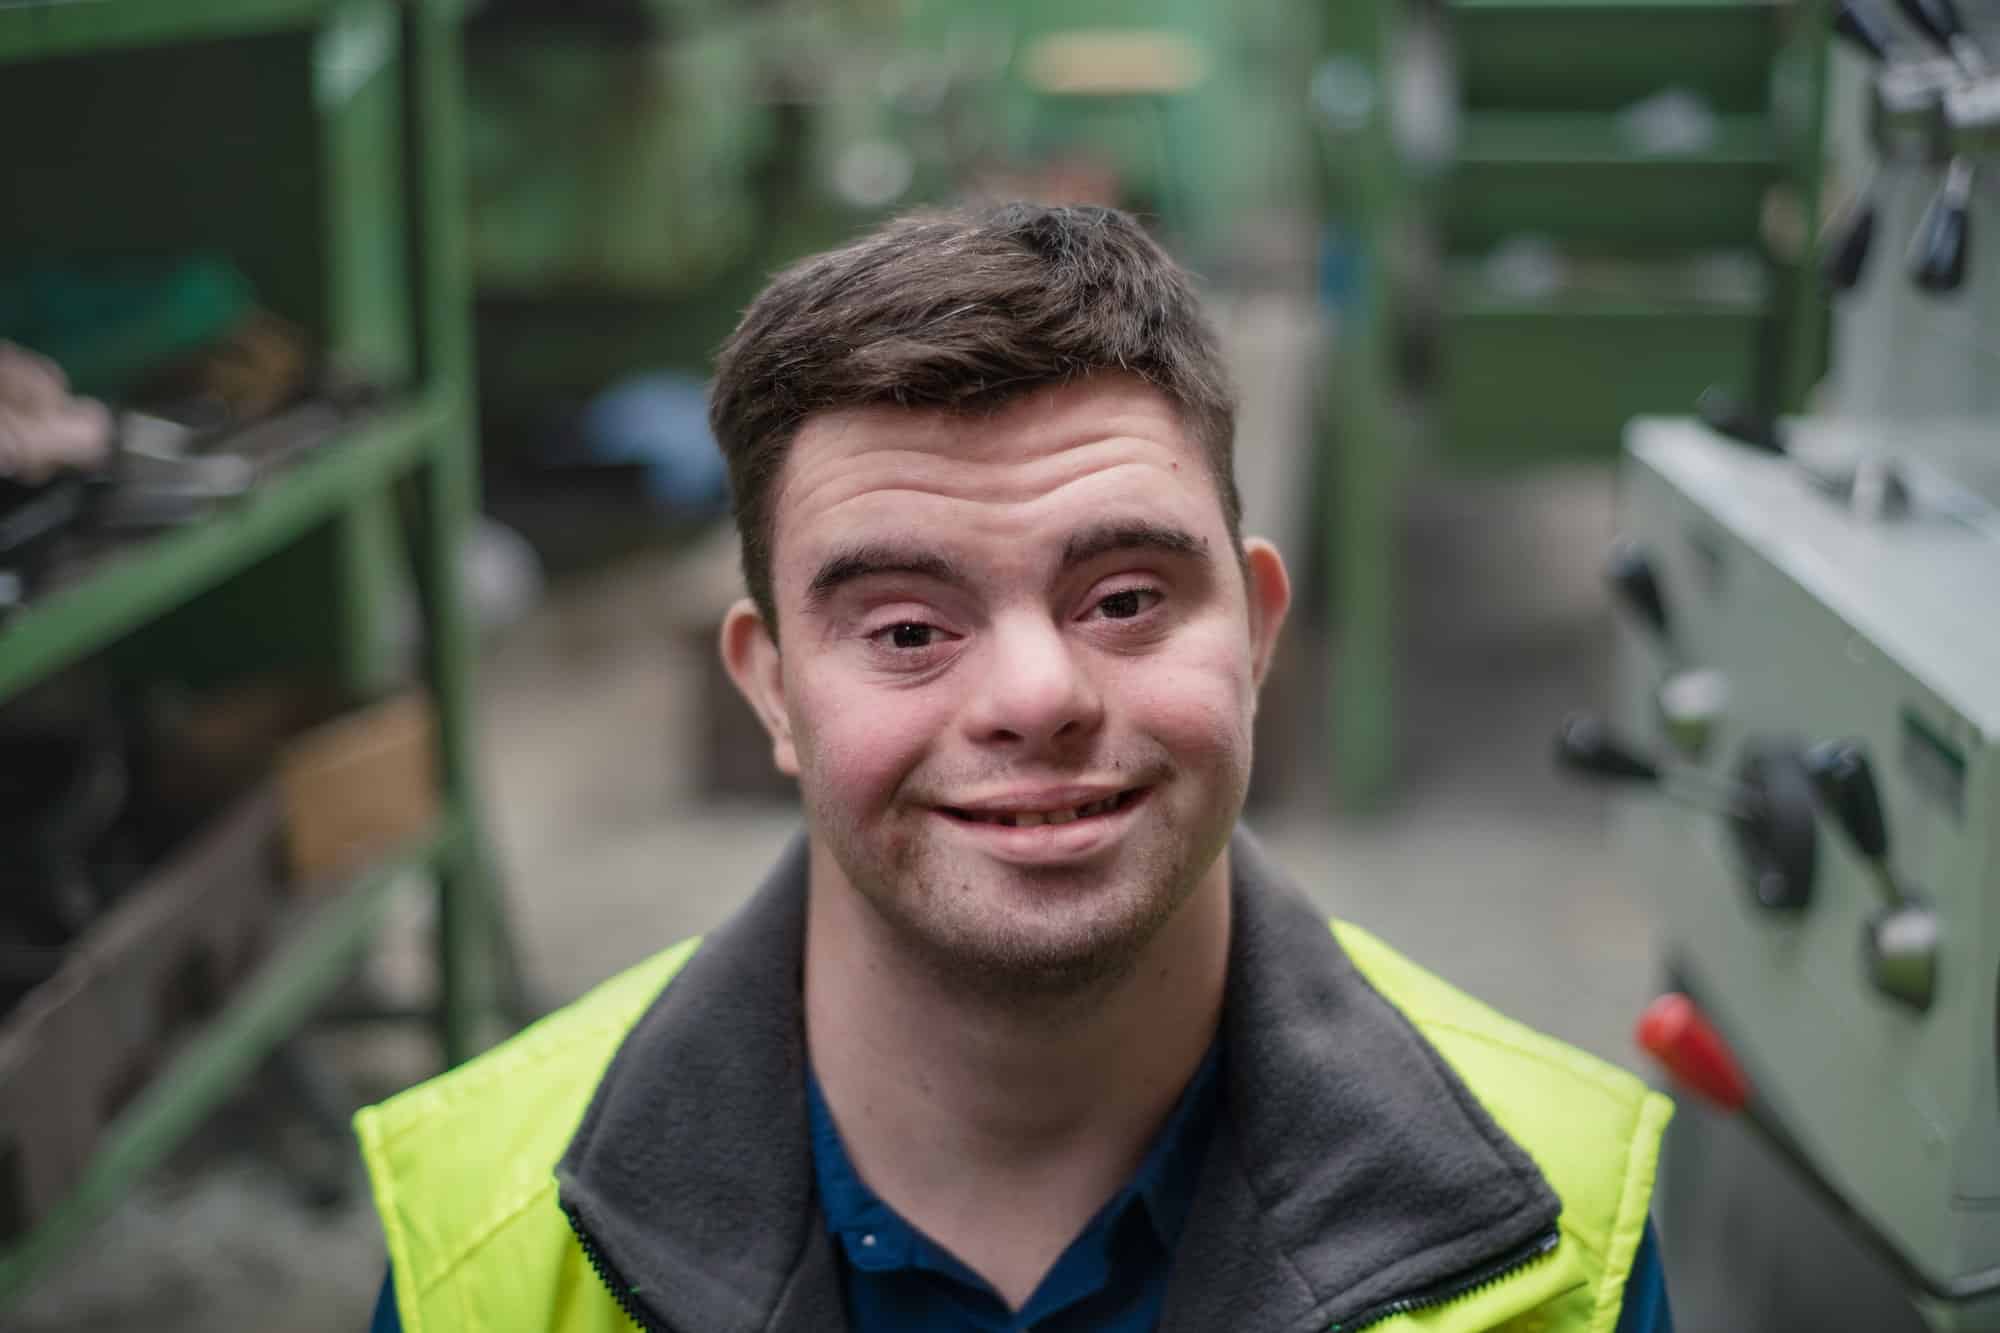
[{"xmin": 555, "ymin": 831, "xmax": 1559, "ymax": 1333}]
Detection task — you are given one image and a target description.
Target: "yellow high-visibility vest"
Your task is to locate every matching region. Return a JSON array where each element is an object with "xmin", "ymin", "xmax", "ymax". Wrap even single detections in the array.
[{"xmin": 356, "ymin": 923, "xmax": 1671, "ymax": 1333}]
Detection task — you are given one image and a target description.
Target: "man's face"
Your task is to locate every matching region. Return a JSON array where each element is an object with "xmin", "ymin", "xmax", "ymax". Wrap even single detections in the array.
[{"xmin": 723, "ymin": 375, "xmax": 1289, "ymax": 993}]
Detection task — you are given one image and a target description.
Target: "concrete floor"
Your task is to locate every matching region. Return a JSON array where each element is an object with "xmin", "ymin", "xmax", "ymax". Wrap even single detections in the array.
[{"xmin": 13, "ymin": 305, "xmax": 1660, "ymax": 1330}]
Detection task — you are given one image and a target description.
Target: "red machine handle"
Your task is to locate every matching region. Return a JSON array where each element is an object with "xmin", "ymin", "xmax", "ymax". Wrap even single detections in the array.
[{"xmin": 1636, "ymin": 993, "xmax": 1751, "ymax": 1112}]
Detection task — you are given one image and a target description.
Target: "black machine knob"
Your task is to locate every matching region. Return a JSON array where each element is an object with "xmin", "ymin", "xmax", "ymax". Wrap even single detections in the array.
[
  {"xmin": 1556, "ymin": 714, "xmax": 1661, "ymax": 783},
  {"xmin": 1896, "ymin": 0, "xmax": 1965, "ymax": 48},
  {"xmin": 1605, "ymin": 542, "xmax": 1673, "ymax": 642},
  {"xmin": 1822, "ymin": 194, "xmax": 1878, "ymax": 291},
  {"xmin": 1695, "ymin": 386, "xmax": 1786, "ymax": 455},
  {"xmin": 1836, "ymin": 0, "xmax": 1899, "ymax": 61},
  {"xmin": 1806, "ymin": 740, "xmax": 1891, "ymax": 862},
  {"xmin": 1554, "ymin": 719, "xmax": 1816, "ymax": 910},
  {"xmin": 1732, "ymin": 742, "xmax": 1820, "ymax": 911},
  {"xmin": 1911, "ymin": 158, "xmax": 1974, "ymax": 292}
]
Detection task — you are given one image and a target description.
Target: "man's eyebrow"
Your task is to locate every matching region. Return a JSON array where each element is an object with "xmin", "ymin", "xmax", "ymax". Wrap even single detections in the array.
[
  {"xmin": 804, "ymin": 546, "xmax": 968, "ymax": 609},
  {"xmin": 1060, "ymin": 521, "xmax": 1211, "ymax": 570}
]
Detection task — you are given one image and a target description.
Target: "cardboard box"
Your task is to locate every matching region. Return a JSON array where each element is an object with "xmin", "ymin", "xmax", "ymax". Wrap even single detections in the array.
[{"xmin": 277, "ymin": 692, "xmax": 439, "ymax": 885}]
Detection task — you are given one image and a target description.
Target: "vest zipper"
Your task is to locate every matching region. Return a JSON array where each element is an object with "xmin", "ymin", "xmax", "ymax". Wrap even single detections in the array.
[
  {"xmin": 563, "ymin": 1202, "xmax": 671, "ymax": 1333},
  {"xmin": 1327, "ymin": 1225, "xmax": 1561, "ymax": 1332}
]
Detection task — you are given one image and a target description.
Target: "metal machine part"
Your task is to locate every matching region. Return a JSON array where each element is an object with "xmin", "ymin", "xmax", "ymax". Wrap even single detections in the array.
[
  {"xmin": 1823, "ymin": 0, "xmax": 1997, "ymax": 294},
  {"xmin": 1658, "ymin": 667, "xmax": 1731, "ymax": 760},
  {"xmin": 1610, "ymin": 417, "xmax": 2000, "ymax": 1328},
  {"xmin": 1730, "ymin": 741, "xmax": 1823, "ymax": 914}
]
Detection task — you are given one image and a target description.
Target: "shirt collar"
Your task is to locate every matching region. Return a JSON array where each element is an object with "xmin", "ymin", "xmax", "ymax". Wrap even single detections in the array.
[{"xmin": 805, "ymin": 1039, "xmax": 1223, "ymax": 1274}]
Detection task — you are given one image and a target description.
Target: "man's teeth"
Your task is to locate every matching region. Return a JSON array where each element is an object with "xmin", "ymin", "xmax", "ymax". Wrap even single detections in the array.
[{"xmin": 970, "ymin": 794, "xmax": 1124, "ymax": 827}]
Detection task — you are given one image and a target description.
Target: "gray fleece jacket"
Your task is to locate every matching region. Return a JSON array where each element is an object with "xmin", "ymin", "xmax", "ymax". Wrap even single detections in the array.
[{"xmin": 551, "ymin": 832, "xmax": 1566, "ymax": 1332}]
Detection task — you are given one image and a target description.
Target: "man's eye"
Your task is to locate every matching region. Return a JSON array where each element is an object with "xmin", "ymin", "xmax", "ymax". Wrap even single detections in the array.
[
  {"xmin": 882, "ymin": 622, "xmax": 936, "ymax": 649},
  {"xmin": 1095, "ymin": 589, "xmax": 1158, "ymax": 620}
]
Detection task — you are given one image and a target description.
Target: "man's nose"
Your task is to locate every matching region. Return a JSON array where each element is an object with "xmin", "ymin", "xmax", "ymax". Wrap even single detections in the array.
[{"xmin": 964, "ymin": 613, "xmax": 1104, "ymax": 749}]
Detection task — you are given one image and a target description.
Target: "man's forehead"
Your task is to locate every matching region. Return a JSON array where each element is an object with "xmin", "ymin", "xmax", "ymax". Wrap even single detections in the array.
[
  {"xmin": 771, "ymin": 379, "xmax": 1209, "ymax": 531},
  {"xmin": 790, "ymin": 374, "xmax": 1188, "ymax": 461}
]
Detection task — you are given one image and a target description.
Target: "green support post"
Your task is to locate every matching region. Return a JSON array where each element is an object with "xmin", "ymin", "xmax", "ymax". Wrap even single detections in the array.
[
  {"xmin": 1320, "ymin": 0, "xmax": 1406, "ymax": 811},
  {"xmin": 0, "ymin": 844, "xmax": 438, "ymax": 1304},
  {"xmin": 1781, "ymin": 0, "xmax": 1834, "ymax": 411},
  {"xmin": 331, "ymin": 492, "xmax": 405, "ymax": 698},
  {"xmin": 405, "ymin": 0, "xmax": 521, "ymax": 1063}
]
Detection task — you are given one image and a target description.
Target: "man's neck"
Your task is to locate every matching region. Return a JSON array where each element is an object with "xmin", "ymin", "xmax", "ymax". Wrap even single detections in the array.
[{"xmin": 802, "ymin": 851, "xmax": 1232, "ymax": 1310}]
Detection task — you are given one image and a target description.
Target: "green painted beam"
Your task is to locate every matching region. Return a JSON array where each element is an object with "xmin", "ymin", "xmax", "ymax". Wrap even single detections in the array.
[
  {"xmin": 0, "ymin": 822, "xmax": 454, "ymax": 1307},
  {"xmin": 1320, "ymin": 0, "xmax": 1407, "ymax": 812},
  {"xmin": 1450, "ymin": 0, "xmax": 1779, "ymax": 10},
  {"xmin": 1457, "ymin": 112, "xmax": 1775, "ymax": 166},
  {"xmin": 0, "ymin": 0, "xmax": 335, "ymax": 64},
  {"xmin": 0, "ymin": 394, "xmax": 452, "ymax": 702},
  {"xmin": 0, "ymin": 0, "xmax": 475, "ymax": 64}
]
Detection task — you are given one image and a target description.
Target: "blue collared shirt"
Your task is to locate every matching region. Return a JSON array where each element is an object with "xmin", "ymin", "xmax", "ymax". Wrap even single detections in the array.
[{"xmin": 806, "ymin": 1043, "xmax": 1224, "ymax": 1333}]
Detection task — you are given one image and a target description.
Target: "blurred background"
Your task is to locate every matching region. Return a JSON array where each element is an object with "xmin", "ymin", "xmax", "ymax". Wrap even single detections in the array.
[{"xmin": 2, "ymin": 0, "xmax": 1997, "ymax": 1328}]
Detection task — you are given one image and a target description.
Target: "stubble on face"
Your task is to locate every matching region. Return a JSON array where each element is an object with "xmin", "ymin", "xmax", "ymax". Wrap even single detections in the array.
[{"xmin": 800, "ymin": 739, "xmax": 1243, "ymax": 1003}]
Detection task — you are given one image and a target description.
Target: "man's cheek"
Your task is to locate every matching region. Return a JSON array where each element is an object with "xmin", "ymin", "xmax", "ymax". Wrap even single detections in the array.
[
  {"xmin": 1117, "ymin": 642, "xmax": 1258, "ymax": 752},
  {"xmin": 795, "ymin": 684, "xmax": 929, "ymax": 800}
]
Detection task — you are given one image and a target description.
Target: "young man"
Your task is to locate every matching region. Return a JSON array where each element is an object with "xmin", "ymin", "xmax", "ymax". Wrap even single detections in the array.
[{"xmin": 358, "ymin": 205, "xmax": 1674, "ymax": 1332}]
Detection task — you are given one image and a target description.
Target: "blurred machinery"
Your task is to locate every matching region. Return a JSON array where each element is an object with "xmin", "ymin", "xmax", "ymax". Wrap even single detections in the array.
[{"xmin": 1561, "ymin": 0, "xmax": 2000, "ymax": 1325}]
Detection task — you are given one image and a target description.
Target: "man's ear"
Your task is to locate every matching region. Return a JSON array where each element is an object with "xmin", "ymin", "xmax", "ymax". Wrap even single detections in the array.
[
  {"xmin": 719, "ymin": 598, "xmax": 799, "ymax": 777},
  {"xmin": 1241, "ymin": 537, "xmax": 1292, "ymax": 691}
]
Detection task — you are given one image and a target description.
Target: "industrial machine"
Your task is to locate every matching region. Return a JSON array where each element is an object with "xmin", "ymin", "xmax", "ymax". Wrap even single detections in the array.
[{"xmin": 1560, "ymin": 0, "xmax": 2000, "ymax": 1327}]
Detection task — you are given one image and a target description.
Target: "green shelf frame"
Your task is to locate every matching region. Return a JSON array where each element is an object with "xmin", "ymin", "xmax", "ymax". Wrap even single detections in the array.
[
  {"xmin": 0, "ymin": 394, "xmax": 449, "ymax": 700},
  {"xmin": 0, "ymin": 0, "xmax": 472, "ymax": 65},
  {"xmin": 1448, "ymin": 0, "xmax": 1779, "ymax": 11},
  {"xmin": 0, "ymin": 0, "xmax": 340, "ymax": 63},
  {"xmin": 0, "ymin": 0, "xmax": 515, "ymax": 1307},
  {"xmin": 1316, "ymin": 0, "xmax": 1832, "ymax": 808},
  {"xmin": 1456, "ymin": 111, "xmax": 1775, "ymax": 165},
  {"xmin": 0, "ymin": 824, "xmax": 452, "ymax": 1303}
]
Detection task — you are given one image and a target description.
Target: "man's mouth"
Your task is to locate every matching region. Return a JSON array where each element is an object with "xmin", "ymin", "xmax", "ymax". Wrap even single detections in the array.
[{"xmin": 939, "ymin": 788, "xmax": 1146, "ymax": 828}]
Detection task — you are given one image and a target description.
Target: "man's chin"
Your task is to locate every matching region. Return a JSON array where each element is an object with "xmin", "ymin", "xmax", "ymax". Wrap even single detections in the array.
[
  {"xmin": 893, "ymin": 864, "xmax": 1190, "ymax": 999},
  {"xmin": 907, "ymin": 918, "xmax": 1151, "ymax": 1000},
  {"xmin": 820, "ymin": 797, "xmax": 1226, "ymax": 997}
]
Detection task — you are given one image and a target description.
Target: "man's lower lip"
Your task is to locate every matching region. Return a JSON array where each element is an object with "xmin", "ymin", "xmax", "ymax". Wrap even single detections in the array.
[{"xmin": 932, "ymin": 789, "xmax": 1151, "ymax": 860}]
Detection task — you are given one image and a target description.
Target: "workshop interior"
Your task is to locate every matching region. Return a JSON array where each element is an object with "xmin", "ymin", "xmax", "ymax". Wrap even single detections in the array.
[{"xmin": 1, "ymin": 0, "xmax": 1996, "ymax": 1327}]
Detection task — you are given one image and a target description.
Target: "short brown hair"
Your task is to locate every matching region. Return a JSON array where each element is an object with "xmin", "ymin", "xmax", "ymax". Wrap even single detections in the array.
[{"xmin": 709, "ymin": 203, "xmax": 1239, "ymax": 629}]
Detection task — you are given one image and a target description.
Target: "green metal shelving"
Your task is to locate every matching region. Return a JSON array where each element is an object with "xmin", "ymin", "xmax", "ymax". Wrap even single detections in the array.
[
  {"xmin": 0, "ymin": 825, "xmax": 451, "ymax": 1297},
  {"xmin": 0, "ymin": 396, "xmax": 446, "ymax": 699},
  {"xmin": 0, "ymin": 0, "xmax": 473, "ymax": 63},
  {"xmin": 1315, "ymin": 0, "xmax": 1832, "ymax": 807},
  {"xmin": 0, "ymin": 0, "xmax": 509, "ymax": 1305}
]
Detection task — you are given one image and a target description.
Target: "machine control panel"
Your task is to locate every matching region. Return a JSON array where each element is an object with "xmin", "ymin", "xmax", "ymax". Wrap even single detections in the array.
[{"xmin": 1604, "ymin": 416, "xmax": 2000, "ymax": 1314}]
